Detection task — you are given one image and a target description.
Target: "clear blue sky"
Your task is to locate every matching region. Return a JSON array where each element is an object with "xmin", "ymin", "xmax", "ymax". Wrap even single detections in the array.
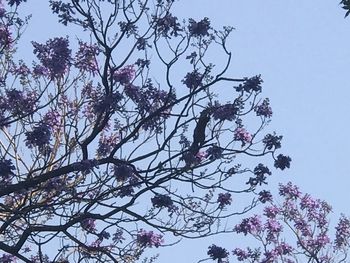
[
  {"xmin": 20, "ymin": 1, "xmax": 350, "ymax": 262},
  {"xmin": 166, "ymin": 1, "xmax": 350, "ymax": 262}
]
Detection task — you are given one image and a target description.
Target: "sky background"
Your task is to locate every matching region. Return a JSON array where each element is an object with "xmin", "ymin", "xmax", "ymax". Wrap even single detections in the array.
[
  {"xmin": 168, "ymin": 1, "xmax": 350, "ymax": 262},
  {"xmin": 19, "ymin": 1, "xmax": 350, "ymax": 262}
]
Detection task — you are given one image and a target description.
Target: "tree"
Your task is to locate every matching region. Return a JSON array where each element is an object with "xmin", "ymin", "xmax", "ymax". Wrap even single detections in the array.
[
  {"xmin": 0, "ymin": 0, "xmax": 290, "ymax": 262},
  {"xmin": 207, "ymin": 182, "xmax": 350, "ymax": 263}
]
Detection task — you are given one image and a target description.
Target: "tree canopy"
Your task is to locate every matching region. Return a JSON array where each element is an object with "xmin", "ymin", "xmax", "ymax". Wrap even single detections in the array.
[{"xmin": 0, "ymin": 1, "xmax": 292, "ymax": 262}]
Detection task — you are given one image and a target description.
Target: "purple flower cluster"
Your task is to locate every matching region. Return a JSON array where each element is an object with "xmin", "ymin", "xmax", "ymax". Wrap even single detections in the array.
[
  {"xmin": 279, "ymin": 182, "xmax": 301, "ymax": 200},
  {"xmin": 113, "ymin": 164, "xmax": 134, "ymax": 182},
  {"xmin": 235, "ymin": 75, "xmax": 263, "ymax": 93},
  {"xmin": 335, "ymin": 215, "xmax": 350, "ymax": 249},
  {"xmin": 151, "ymin": 194, "xmax": 176, "ymax": 212},
  {"xmin": 188, "ymin": 17, "xmax": 211, "ymax": 37},
  {"xmin": 258, "ymin": 190, "xmax": 273, "ymax": 203},
  {"xmin": 7, "ymin": 0, "xmax": 27, "ymax": 6},
  {"xmin": 136, "ymin": 229, "xmax": 163, "ymax": 248},
  {"xmin": 212, "ymin": 103, "xmax": 239, "ymax": 122},
  {"xmin": 217, "ymin": 193, "xmax": 232, "ymax": 208},
  {"xmin": 43, "ymin": 110, "xmax": 61, "ymax": 133},
  {"xmin": 206, "ymin": 145, "xmax": 223, "ymax": 160},
  {"xmin": 263, "ymin": 133, "xmax": 282, "ymax": 150},
  {"xmin": 9, "ymin": 60, "xmax": 30, "ymax": 79},
  {"xmin": 265, "ymin": 218, "xmax": 283, "ymax": 242},
  {"xmin": 234, "ymin": 215, "xmax": 263, "ymax": 235},
  {"xmin": 0, "ymin": 158, "xmax": 15, "ymax": 184},
  {"xmin": 49, "ymin": 1, "xmax": 76, "ymax": 26},
  {"xmin": 264, "ymin": 206, "xmax": 280, "ymax": 218},
  {"xmin": 196, "ymin": 151, "xmax": 208, "ymax": 162},
  {"xmin": 113, "ymin": 164, "xmax": 140, "ymax": 197},
  {"xmin": 304, "ymin": 233, "xmax": 330, "ymax": 250},
  {"xmin": 32, "ymin": 64, "xmax": 49, "ymax": 77},
  {"xmin": 125, "ymin": 81, "xmax": 176, "ymax": 132},
  {"xmin": 234, "ymin": 127, "xmax": 252, "ymax": 146},
  {"xmin": 25, "ymin": 123, "xmax": 51, "ymax": 150},
  {"xmin": 32, "ymin": 37, "xmax": 72, "ymax": 79},
  {"xmin": 43, "ymin": 176, "xmax": 65, "ymax": 195},
  {"xmin": 274, "ymin": 242, "xmax": 293, "ymax": 256},
  {"xmin": 118, "ymin": 21, "xmax": 138, "ymax": 37},
  {"xmin": 153, "ymin": 13, "xmax": 182, "ymax": 37},
  {"xmin": 274, "ymin": 154, "xmax": 291, "ymax": 170},
  {"xmin": 207, "ymin": 245, "xmax": 229, "ymax": 261},
  {"xmin": 182, "ymin": 70, "xmax": 203, "ymax": 89},
  {"xmin": 97, "ymin": 133, "xmax": 118, "ymax": 157},
  {"xmin": 236, "ymin": 248, "xmax": 261, "ymax": 262},
  {"xmin": 113, "ymin": 65, "xmax": 135, "ymax": 85},
  {"xmin": 4, "ymin": 88, "xmax": 37, "ymax": 117},
  {"xmin": 81, "ymin": 218, "xmax": 96, "ymax": 232},
  {"xmin": 263, "ymin": 242, "xmax": 293, "ymax": 262},
  {"xmin": 255, "ymin": 98, "xmax": 272, "ymax": 118},
  {"xmin": 232, "ymin": 248, "xmax": 250, "ymax": 261},
  {"xmin": 246, "ymin": 163, "xmax": 271, "ymax": 187},
  {"xmin": 0, "ymin": 25, "xmax": 11, "ymax": 50},
  {"xmin": 254, "ymin": 163, "xmax": 272, "ymax": 176},
  {"xmin": 74, "ymin": 41, "xmax": 100, "ymax": 74},
  {"xmin": 0, "ymin": 254, "xmax": 16, "ymax": 263},
  {"xmin": 93, "ymin": 92, "xmax": 123, "ymax": 114}
]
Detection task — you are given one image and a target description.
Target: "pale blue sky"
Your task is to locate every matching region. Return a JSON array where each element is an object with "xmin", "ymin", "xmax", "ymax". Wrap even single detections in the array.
[
  {"xmin": 164, "ymin": 1, "xmax": 350, "ymax": 262},
  {"xmin": 19, "ymin": 1, "xmax": 350, "ymax": 262}
]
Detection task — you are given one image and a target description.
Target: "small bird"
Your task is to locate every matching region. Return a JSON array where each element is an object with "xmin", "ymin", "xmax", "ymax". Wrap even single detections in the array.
[{"xmin": 189, "ymin": 109, "xmax": 210, "ymax": 155}]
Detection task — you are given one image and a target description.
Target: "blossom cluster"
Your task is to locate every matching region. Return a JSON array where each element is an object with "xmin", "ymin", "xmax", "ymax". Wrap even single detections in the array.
[
  {"xmin": 255, "ymin": 98, "xmax": 273, "ymax": 118},
  {"xmin": 234, "ymin": 127, "xmax": 252, "ymax": 146},
  {"xmin": 235, "ymin": 75, "xmax": 263, "ymax": 93},
  {"xmin": 217, "ymin": 193, "xmax": 232, "ymax": 208},
  {"xmin": 182, "ymin": 144, "xmax": 225, "ymax": 167},
  {"xmin": 113, "ymin": 164, "xmax": 140, "ymax": 197},
  {"xmin": 206, "ymin": 145, "xmax": 223, "ymax": 160},
  {"xmin": 188, "ymin": 17, "xmax": 211, "ymax": 37},
  {"xmin": 207, "ymin": 245, "xmax": 229, "ymax": 261},
  {"xmin": 274, "ymin": 154, "xmax": 292, "ymax": 170},
  {"xmin": 0, "ymin": 254, "xmax": 16, "ymax": 263},
  {"xmin": 32, "ymin": 37, "xmax": 72, "ymax": 79},
  {"xmin": 247, "ymin": 163, "xmax": 272, "ymax": 187},
  {"xmin": 0, "ymin": 158, "xmax": 15, "ymax": 184},
  {"xmin": 136, "ymin": 229, "xmax": 164, "ymax": 248},
  {"xmin": 263, "ymin": 133, "xmax": 282, "ymax": 150},
  {"xmin": 81, "ymin": 218, "xmax": 96, "ymax": 233},
  {"xmin": 151, "ymin": 194, "xmax": 176, "ymax": 212},
  {"xmin": 97, "ymin": 133, "xmax": 118, "ymax": 157},
  {"xmin": 182, "ymin": 70, "xmax": 203, "ymax": 89},
  {"xmin": 113, "ymin": 65, "xmax": 135, "ymax": 85},
  {"xmin": 74, "ymin": 41, "xmax": 100, "ymax": 74},
  {"xmin": 153, "ymin": 12, "xmax": 181, "ymax": 37},
  {"xmin": 124, "ymin": 80, "xmax": 176, "ymax": 132},
  {"xmin": 25, "ymin": 123, "xmax": 51, "ymax": 151},
  {"xmin": 0, "ymin": 89, "xmax": 37, "ymax": 120},
  {"xmin": 0, "ymin": 25, "xmax": 11, "ymax": 51},
  {"xmin": 212, "ymin": 102, "xmax": 240, "ymax": 122},
  {"xmin": 42, "ymin": 109, "xmax": 61, "ymax": 133}
]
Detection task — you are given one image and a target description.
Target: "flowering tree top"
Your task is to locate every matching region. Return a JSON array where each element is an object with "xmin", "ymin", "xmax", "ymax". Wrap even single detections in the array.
[{"xmin": 0, "ymin": 0, "xmax": 290, "ymax": 262}]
